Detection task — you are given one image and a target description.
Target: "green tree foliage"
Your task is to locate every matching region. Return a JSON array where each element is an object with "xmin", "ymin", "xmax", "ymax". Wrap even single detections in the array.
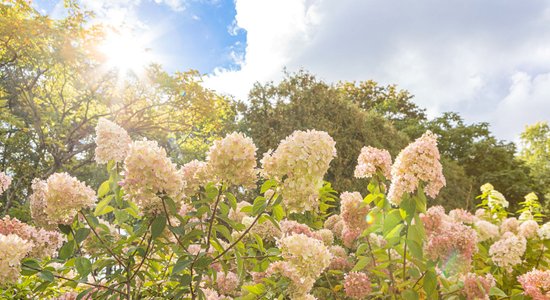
[
  {"xmin": 0, "ymin": 1, "xmax": 235, "ymax": 217},
  {"xmin": 241, "ymin": 71, "xmax": 542, "ymax": 210},
  {"xmin": 423, "ymin": 112, "xmax": 541, "ymax": 209},
  {"xmin": 519, "ymin": 122, "xmax": 550, "ymax": 207},
  {"xmin": 239, "ymin": 71, "xmax": 410, "ymax": 195}
]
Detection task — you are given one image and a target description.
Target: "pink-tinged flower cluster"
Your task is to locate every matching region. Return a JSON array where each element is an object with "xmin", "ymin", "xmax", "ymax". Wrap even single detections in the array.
[
  {"xmin": 340, "ymin": 192, "xmax": 369, "ymax": 233},
  {"xmin": 122, "ymin": 140, "xmax": 184, "ymax": 213},
  {"xmin": 30, "ymin": 173, "xmax": 96, "ymax": 225},
  {"xmin": 474, "ymin": 220, "xmax": 499, "ymax": 242},
  {"xmin": 261, "ymin": 130, "xmax": 337, "ymax": 213},
  {"xmin": 420, "ymin": 206, "xmax": 449, "ymax": 236},
  {"xmin": 0, "ymin": 233, "xmax": 32, "ymax": 284},
  {"xmin": 387, "ymin": 131, "xmax": 446, "ymax": 206},
  {"xmin": 0, "ymin": 171, "xmax": 11, "ymax": 196},
  {"xmin": 328, "ymin": 245, "xmax": 353, "ymax": 271},
  {"xmin": 216, "ymin": 271, "xmax": 239, "ymax": 296},
  {"xmin": 489, "ymin": 232, "xmax": 526, "ymax": 272},
  {"xmin": 324, "ymin": 214, "xmax": 344, "ymax": 238},
  {"xmin": 518, "ymin": 269, "xmax": 550, "ymax": 300},
  {"xmin": 354, "ymin": 146, "xmax": 392, "ymax": 179},
  {"xmin": 449, "ymin": 208, "xmax": 475, "ymax": 224},
  {"xmin": 519, "ymin": 220, "xmax": 539, "ymax": 239},
  {"xmin": 180, "ymin": 160, "xmax": 209, "ymax": 197},
  {"xmin": 539, "ymin": 222, "xmax": 550, "ymax": 240},
  {"xmin": 500, "ymin": 217, "xmax": 519, "ymax": 234},
  {"xmin": 206, "ymin": 132, "xmax": 258, "ymax": 187},
  {"xmin": 0, "ymin": 216, "xmax": 64, "ymax": 259},
  {"xmin": 280, "ymin": 220, "xmax": 320, "ymax": 241},
  {"xmin": 421, "ymin": 206, "xmax": 478, "ymax": 270},
  {"xmin": 344, "ymin": 272, "xmax": 372, "ymax": 299},
  {"xmin": 94, "ymin": 118, "xmax": 132, "ymax": 164},
  {"xmin": 462, "ymin": 273, "xmax": 495, "ymax": 300},
  {"xmin": 277, "ymin": 233, "xmax": 332, "ymax": 280}
]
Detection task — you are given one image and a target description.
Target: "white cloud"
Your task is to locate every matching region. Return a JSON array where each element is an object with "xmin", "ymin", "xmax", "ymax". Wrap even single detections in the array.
[{"xmin": 204, "ymin": 0, "xmax": 550, "ymax": 141}]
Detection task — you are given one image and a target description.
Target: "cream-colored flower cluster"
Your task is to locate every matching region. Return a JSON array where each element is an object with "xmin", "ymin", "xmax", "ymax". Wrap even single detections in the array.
[
  {"xmin": 261, "ymin": 130, "xmax": 336, "ymax": 213},
  {"xmin": 0, "ymin": 171, "xmax": 11, "ymax": 196},
  {"xmin": 206, "ymin": 132, "xmax": 258, "ymax": 187},
  {"xmin": 278, "ymin": 233, "xmax": 331, "ymax": 279},
  {"xmin": 269, "ymin": 233, "xmax": 331, "ymax": 298},
  {"xmin": 122, "ymin": 140, "xmax": 184, "ymax": 213},
  {"xmin": 538, "ymin": 222, "xmax": 550, "ymax": 240},
  {"xmin": 474, "ymin": 220, "xmax": 499, "ymax": 242},
  {"xmin": 488, "ymin": 232, "xmax": 527, "ymax": 273},
  {"xmin": 387, "ymin": 131, "xmax": 446, "ymax": 206},
  {"xmin": 180, "ymin": 160, "xmax": 210, "ymax": 197},
  {"xmin": 0, "ymin": 233, "xmax": 32, "ymax": 284},
  {"xmin": 94, "ymin": 118, "xmax": 132, "ymax": 164},
  {"xmin": 354, "ymin": 146, "xmax": 392, "ymax": 179},
  {"xmin": 30, "ymin": 173, "xmax": 96, "ymax": 225},
  {"xmin": 480, "ymin": 183, "xmax": 509, "ymax": 209}
]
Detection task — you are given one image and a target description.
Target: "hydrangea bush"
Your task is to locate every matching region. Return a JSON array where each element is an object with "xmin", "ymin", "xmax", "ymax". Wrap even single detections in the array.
[{"xmin": 0, "ymin": 118, "xmax": 549, "ymax": 300}]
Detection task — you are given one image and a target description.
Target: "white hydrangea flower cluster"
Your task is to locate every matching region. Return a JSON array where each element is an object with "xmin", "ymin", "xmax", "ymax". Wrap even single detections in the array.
[
  {"xmin": 518, "ymin": 220, "xmax": 539, "ymax": 239},
  {"xmin": 480, "ymin": 183, "xmax": 509, "ymax": 209},
  {"xmin": 488, "ymin": 232, "xmax": 527, "ymax": 273},
  {"xmin": 0, "ymin": 233, "xmax": 32, "ymax": 284},
  {"xmin": 94, "ymin": 118, "xmax": 132, "ymax": 164},
  {"xmin": 0, "ymin": 171, "xmax": 11, "ymax": 196},
  {"xmin": 387, "ymin": 131, "xmax": 446, "ymax": 206},
  {"xmin": 122, "ymin": 140, "xmax": 184, "ymax": 213},
  {"xmin": 261, "ymin": 130, "xmax": 336, "ymax": 213},
  {"xmin": 354, "ymin": 146, "xmax": 392, "ymax": 179},
  {"xmin": 277, "ymin": 233, "xmax": 332, "ymax": 279},
  {"xmin": 206, "ymin": 132, "xmax": 258, "ymax": 187},
  {"xmin": 30, "ymin": 173, "xmax": 96, "ymax": 225},
  {"xmin": 180, "ymin": 160, "xmax": 210, "ymax": 197},
  {"xmin": 474, "ymin": 220, "xmax": 499, "ymax": 242},
  {"xmin": 538, "ymin": 222, "xmax": 550, "ymax": 240}
]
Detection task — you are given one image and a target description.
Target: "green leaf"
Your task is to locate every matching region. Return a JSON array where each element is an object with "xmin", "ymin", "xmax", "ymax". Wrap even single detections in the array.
[
  {"xmin": 58, "ymin": 224, "xmax": 72, "ymax": 235},
  {"xmin": 58, "ymin": 240, "xmax": 75, "ymax": 260},
  {"xmin": 260, "ymin": 179, "xmax": 277, "ymax": 194},
  {"xmin": 252, "ymin": 197, "xmax": 267, "ymax": 215},
  {"xmin": 225, "ymin": 192, "xmax": 238, "ymax": 210},
  {"xmin": 151, "ymin": 216, "xmax": 167, "ymax": 239},
  {"xmin": 271, "ymin": 204, "xmax": 285, "ymax": 221},
  {"xmin": 351, "ymin": 256, "xmax": 370, "ymax": 272},
  {"xmin": 383, "ymin": 209, "xmax": 403, "ymax": 236},
  {"xmin": 74, "ymin": 228, "xmax": 91, "ymax": 244},
  {"xmin": 21, "ymin": 259, "xmax": 41, "ymax": 276},
  {"xmin": 97, "ymin": 181, "xmax": 110, "ymax": 198},
  {"xmin": 423, "ymin": 269, "xmax": 437, "ymax": 297},
  {"xmin": 39, "ymin": 270, "xmax": 55, "ymax": 282},
  {"xmin": 489, "ymin": 287, "xmax": 508, "ymax": 297},
  {"xmin": 75, "ymin": 257, "xmax": 92, "ymax": 277},
  {"xmin": 172, "ymin": 258, "xmax": 192, "ymax": 275},
  {"xmin": 402, "ymin": 289, "xmax": 419, "ymax": 300},
  {"xmin": 243, "ymin": 283, "xmax": 266, "ymax": 295},
  {"xmin": 94, "ymin": 195, "xmax": 114, "ymax": 216}
]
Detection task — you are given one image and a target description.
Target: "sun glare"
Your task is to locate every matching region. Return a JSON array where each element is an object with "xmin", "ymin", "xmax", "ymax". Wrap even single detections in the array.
[{"xmin": 99, "ymin": 29, "xmax": 155, "ymax": 76}]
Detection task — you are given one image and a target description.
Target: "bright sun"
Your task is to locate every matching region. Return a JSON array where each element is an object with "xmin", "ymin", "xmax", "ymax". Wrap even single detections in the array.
[{"xmin": 98, "ymin": 29, "xmax": 155, "ymax": 75}]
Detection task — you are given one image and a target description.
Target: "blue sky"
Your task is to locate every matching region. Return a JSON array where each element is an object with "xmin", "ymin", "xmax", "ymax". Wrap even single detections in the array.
[
  {"xmin": 32, "ymin": 0, "xmax": 550, "ymax": 142},
  {"xmin": 34, "ymin": 0, "xmax": 246, "ymax": 73}
]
